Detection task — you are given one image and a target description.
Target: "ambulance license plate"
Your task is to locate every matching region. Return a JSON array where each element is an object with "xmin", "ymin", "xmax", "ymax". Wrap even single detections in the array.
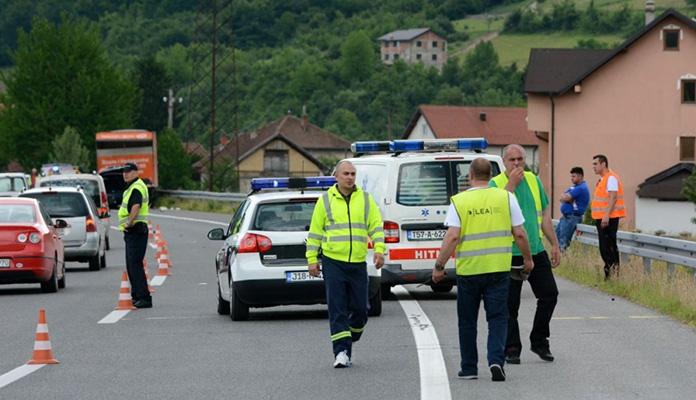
[
  {"xmin": 407, "ymin": 230, "xmax": 446, "ymax": 241},
  {"xmin": 286, "ymin": 270, "xmax": 323, "ymax": 282},
  {"xmin": 0, "ymin": 259, "xmax": 10, "ymax": 268}
]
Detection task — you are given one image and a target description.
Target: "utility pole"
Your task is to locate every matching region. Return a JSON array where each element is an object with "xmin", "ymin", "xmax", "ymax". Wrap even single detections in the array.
[{"xmin": 163, "ymin": 88, "xmax": 182, "ymax": 129}]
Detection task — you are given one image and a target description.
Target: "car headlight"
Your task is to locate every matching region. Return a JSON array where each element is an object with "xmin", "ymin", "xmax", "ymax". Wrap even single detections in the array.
[
  {"xmin": 17, "ymin": 233, "xmax": 28, "ymax": 243},
  {"xmin": 29, "ymin": 233, "xmax": 41, "ymax": 244}
]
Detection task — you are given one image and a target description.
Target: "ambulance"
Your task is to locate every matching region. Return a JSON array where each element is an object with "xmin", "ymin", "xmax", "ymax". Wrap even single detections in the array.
[{"xmin": 345, "ymin": 138, "xmax": 504, "ymax": 298}]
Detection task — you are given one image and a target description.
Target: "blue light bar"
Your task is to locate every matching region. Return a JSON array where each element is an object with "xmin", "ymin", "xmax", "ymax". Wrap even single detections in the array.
[
  {"xmin": 456, "ymin": 138, "xmax": 488, "ymax": 150},
  {"xmin": 390, "ymin": 138, "xmax": 488, "ymax": 152},
  {"xmin": 250, "ymin": 176, "xmax": 336, "ymax": 191},
  {"xmin": 390, "ymin": 140, "xmax": 424, "ymax": 152},
  {"xmin": 351, "ymin": 141, "xmax": 391, "ymax": 153}
]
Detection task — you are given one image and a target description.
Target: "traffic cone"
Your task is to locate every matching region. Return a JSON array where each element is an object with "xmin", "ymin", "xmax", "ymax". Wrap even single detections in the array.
[
  {"xmin": 156, "ymin": 256, "xmax": 171, "ymax": 276},
  {"xmin": 115, "ymin": 271, "xmax": 136, "ymax": 310},
  {"xmin": 27, "ymin": 309, "xmax": 59, "ymax": 364},
  {"xmin": 158, "ymin": 247, "xmax": 172, "ymax": 268},
  {"xmin": 143, "ymin": 259, "xmax": 155, "ymax": 293}
]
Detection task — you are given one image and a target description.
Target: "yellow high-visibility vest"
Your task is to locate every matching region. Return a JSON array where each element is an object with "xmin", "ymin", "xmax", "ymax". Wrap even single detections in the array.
[
  {"xmin": 118, "ymin": 178, "xmax": 149, "ymax": 231},
  {"xmin": 491, "ymin": 171, "xmax": 542, "ymax": 237}
]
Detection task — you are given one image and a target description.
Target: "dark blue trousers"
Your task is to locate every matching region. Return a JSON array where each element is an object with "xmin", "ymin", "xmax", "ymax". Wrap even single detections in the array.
[
  {"xmin": 322, "ymin": 256, "xmax": 368, "ymax": 357},
  {"xmin": 124, "ymin": 231, "xmax": 150, "ymax": 302}
]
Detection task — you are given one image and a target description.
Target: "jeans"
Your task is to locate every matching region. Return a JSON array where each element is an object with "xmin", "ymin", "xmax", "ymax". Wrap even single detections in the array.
[
  {"xmin": 124, "ymin": 231, "xmax": 150, "ymax": 301},
  {"xmin": 506, "ymin": 251, "xmax": 558, "ymax": 355},
  {"xmin": 457, "ymin": 272, "xmax": 510, "ymax": 375},
  {"xmin": 556, "ymin": 214, "xmax": 582, "ymax": 251},
  {"xmin": 595, "ymin": 218, "xmax": 620, "ymax": 276}
]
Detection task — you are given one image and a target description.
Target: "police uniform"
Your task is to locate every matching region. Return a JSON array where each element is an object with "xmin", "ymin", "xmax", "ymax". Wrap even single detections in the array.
[
  {"xmin": 306, "ymin": 184, "xmax": 385, "ymax": 365},
  {"xmin": 119, "ymin": 173, "xmax": 151, "ymax": 307}
]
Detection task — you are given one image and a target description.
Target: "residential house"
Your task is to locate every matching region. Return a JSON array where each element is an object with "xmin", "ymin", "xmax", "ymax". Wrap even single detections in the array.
[
  {"xmin": 525, "ymin": 8, "xmax": 696, "ymax": 228},
  {"xmin": 403, "ymin": 105, "xmax": 539, "ymax": 169},
  {"xmin": 378, "ymin": 28, "xmax": 448, "ymax": 70},
  {"xmin": 635, "ymin": 163, "xmax": 695, "ymax": 235}
]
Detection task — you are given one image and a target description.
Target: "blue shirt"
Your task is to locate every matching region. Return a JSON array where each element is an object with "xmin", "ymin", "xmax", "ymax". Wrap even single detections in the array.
[{"xmin": 560, "ymin": 181, "xmax": 589, "ymax": 215}]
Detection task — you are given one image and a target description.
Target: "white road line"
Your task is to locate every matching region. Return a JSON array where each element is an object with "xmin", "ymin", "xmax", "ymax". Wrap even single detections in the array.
[
  {"xmin": 98, "ymin": 310, "xmax": 131, "ymax": 324},
  {"xmin": 0, "ymin": 364, "xmax": 45, "ymax": 389},
  {"xmin": 150, "ymin": 275, "xmax": 167, "ymax": 286},
  {"xmin": 393, "ymin": 285, "xmax": 451, "ymax": 400},
  {"xmin": 148, "ymin": 213, "xmax": 227, "ymax": 226}
]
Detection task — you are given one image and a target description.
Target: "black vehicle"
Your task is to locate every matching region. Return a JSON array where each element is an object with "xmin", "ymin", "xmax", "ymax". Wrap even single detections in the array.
[{"xmin": 99, "ymin": 166, "xmax": 156, "ymax": 209}]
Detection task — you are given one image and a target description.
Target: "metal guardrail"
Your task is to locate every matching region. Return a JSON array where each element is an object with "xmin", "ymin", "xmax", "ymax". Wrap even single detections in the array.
[{"xmin": 157, "ymin": 189, "xmax": 246, "ymax": 202}]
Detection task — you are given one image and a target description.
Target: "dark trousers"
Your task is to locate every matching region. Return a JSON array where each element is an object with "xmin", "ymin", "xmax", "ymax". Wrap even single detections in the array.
[
  {"xmin": 457, "ymin": 272, "xmax": 509, "ymax": 375},
  {"xmin": 506, "ymin": 251, "xmax": 558, "ymax": 355},
  {"xmin": 124, "ymin": 231, "xmax": 150, "ymax": 301},
  {"xmin": 322, "ymin": 256, "xmax": 368, "ymax": 357},
  {"xmin": 595, "ymin": 218, "xmax": 620, "ymax": 275}
]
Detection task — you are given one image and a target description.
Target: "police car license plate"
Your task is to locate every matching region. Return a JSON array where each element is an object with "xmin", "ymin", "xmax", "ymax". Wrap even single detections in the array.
[
  {"xmin": 0, "ymin": 259, "xmax": 10, "ymax": 268},
  {"xmin": 407, "ymin": 230, "xmax": 446, "ymax": 241},
  {"xmin": 286, "ymin": 271, "xmax": 323, "ymax": 282}
]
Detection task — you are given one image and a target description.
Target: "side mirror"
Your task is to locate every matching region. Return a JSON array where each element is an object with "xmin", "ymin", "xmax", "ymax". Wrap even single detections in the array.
[
  {"xmin": 54, "ymin": 219, "xmax": 69, "ymax": 229},
  {"xmin": 207, "ymin": 227, "xmax": 225, "ymax": 240}
]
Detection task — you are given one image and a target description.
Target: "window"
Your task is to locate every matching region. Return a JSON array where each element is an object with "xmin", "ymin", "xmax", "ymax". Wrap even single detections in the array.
[
  {"xmin": 680, "ymin": 136, "xmax": 696, "ymax": 161},
  {"xmin": 384, "ymin": 54, "xmax": 389, "ymax": 60},
  {"xmin": 21, "ymin": 193, "xmax": 89, "ymax": 218},
  {"xmin": 394, "ymin": 54, "xmax": 400, "ymax": 60},
  {"xmin": 252, "ymin": 201, "xmax": 317, "ymax": 231},
  {"xmin": 416, "ymin": 54, "xmax": 422, "ymax": 60},
  {"xmin": 392, "ymin": 41, "xmax": 398, "ymax": 47},
  {"xmin": 432, "ymin": 54, "xmax": 437, "ymax": 61},
  {"xmin": 384, "ymin": 42, "xmax": 389, "ymax": 48},
  {"xmin": 416, "ymin": 41, "xmax": 422, "ymax": 47},
  {"xmin": 664, "ymin": 30, "xmax": 679, "ymax": 50},
  {"xmin": 432, "ymin": 41, "xmax": 438, "ymax": 48},
  {"xmin": 226, "ymin": 200, "xmax": 249, "ymax": 236},
  {"xmin": 264, "ymin": 150, "xmax": 289, "ymax": 173},
  {"xmin": 682, "ymin": 80, "xmax": 696, "ymax": 103}
]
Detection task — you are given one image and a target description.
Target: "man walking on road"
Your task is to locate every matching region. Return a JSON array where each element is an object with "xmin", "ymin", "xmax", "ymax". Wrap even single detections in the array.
[
  {"xmin": 119, "ymin": 162, "xmax": 151, "ymax": 308},
  {"xmin": 306, "ymin": 160, "xmax": 385, "ymax": 368},
  {"xmin": 556, "ymin": 167, "xmax": 590, "ymax": 251},
  {"xmin": 490, "ymin": 144, "xmax": 561, "ymax": 364},
  {"xmin": 591, "ymin": 155, "xmax": 625, "ymax": 279},
  {"xmin": 432, "ymin": 158, "xmax": 533, "ymax": 382}
]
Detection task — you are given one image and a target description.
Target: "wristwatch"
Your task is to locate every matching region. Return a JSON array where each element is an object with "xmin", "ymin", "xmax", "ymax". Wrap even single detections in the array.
[{"xmin": 434, "ymin": 262, "xmax": 445, "ymax": 271}]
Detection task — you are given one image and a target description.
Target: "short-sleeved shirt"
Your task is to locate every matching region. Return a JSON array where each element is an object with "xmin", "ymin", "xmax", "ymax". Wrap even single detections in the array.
[
  {"xmin": 606, "ymin": 176, "xmax": 618, "ymax": 191},
  {"xmin": 444, "ymin": 187, "xmax": 525, "ymax": 227},
  {"xmin": 560, "ymin": 181, "xmax": 590, "ymax": 215},
  {"xmin": 489, "ymin": 174, "xmax": 548, "ymax": 256}
]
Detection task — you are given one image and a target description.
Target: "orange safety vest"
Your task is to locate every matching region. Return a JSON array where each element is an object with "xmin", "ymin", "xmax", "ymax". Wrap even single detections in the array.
[{"xmin": 591, "ymin": 170, "xmax": 626, "ymax": 219}]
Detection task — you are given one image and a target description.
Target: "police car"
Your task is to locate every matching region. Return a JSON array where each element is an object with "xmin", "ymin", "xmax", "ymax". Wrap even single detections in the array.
[
  {"xmin": 207, "ymin": 177, "xmax": 382, "ymax": 321},
  {"xmin": 345, "ymin": 138, "xmax": 504, "ymax": 298}
]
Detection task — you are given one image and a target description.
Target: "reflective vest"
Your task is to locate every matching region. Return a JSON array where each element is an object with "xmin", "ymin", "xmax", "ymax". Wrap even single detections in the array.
[
  {"xmin": 306, "ymin": 184, "xmax": 385, "ymax": 264},
  {"xmin": 452, "ymin": 187, "xmax": 512, "ymax": 276},
  {"xmin": 491, "ymin": 171, "xmax": 543, "ymax": 237},
  {"xmin": 118, "ymin": 178, "xmax": 149, "ymax": 231},
  {"xmin": 591, "ymin": 170, "xmax": 625, "ymax": 219}
]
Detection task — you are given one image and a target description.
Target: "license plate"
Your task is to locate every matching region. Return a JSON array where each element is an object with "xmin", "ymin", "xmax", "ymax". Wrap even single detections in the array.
[
  {"xmin": 0, "ymin": 259, "xmax": 10, "ymax": 268},
  {"xmin": 285, "ymin": 271, "xmax": 323, "ymax": 282},
  {"xmin": 407, "ymin": 230, "xmax": 446, "ymax": 241}
]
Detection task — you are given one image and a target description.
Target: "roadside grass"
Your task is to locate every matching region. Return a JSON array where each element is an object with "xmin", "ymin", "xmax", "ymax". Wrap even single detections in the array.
[
  {"xmin": 154, "ymin": 195, "xmax": 239, "ymax": 215},
  {"xmin": 535, "ymin": 0, "xmax": 689, "ymax": 13},
  {"xmin": 556, "ymin": 242, "xmax": 696, "ymax": 329}
]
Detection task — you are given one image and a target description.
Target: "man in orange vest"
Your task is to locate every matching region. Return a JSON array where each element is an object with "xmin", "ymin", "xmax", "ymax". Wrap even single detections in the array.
[{"xmin": 591, "ymin": 155, "xmax": 626, "ymax": 279}]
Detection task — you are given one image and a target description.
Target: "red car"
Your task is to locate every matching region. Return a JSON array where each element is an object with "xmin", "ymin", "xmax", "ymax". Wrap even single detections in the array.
[{"xmin": 0, "ymin": 198, "xmax": 67, "ymax": 292}]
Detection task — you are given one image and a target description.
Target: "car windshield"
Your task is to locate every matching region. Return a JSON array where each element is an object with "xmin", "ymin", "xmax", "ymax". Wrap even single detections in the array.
[
  {"xmin": 21, "ymin": 192, "xmax": 89, "ymax": 218},
  {"xmin": 40, "ymin": 179, "xmax": 100, "ymax": 205},
  {"xmin": 252, "ymin": 201, "xmax": 316, "ymax": 231},
  {"xmin": 0, "ymin": 178, "xmax": 12, "ymax": 192},
  {"xmin": 0, "ymin": 204, "xmax": 35, "ymax": 223}
]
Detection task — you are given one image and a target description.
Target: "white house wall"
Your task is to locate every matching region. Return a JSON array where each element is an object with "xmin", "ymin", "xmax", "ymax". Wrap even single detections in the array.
[{"xmin": 635, "ymin": 197, "xmax": 696, "ymax": 235}]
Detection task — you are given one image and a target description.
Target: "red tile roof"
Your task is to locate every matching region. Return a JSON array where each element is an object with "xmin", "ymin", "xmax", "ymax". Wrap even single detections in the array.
[{"xmin": 404, "ymin": 105, "xmax": 538, "ymax": 146}]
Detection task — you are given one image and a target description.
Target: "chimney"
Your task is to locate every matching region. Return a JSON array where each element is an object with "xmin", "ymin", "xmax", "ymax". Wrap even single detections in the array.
[
  {"xmin": 645, "ymin": 0, "xmax": 655, "ymax": 25},
  {"xmin": 479, "ymin": 112, "xmax": 487, "ymax": 121},
  {"xmin": 219, "ymin": 134, "xmax": 229, "ymax": 146}
]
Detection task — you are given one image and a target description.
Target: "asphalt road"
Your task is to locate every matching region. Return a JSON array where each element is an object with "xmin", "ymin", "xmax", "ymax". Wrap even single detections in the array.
[{"xmin": 1, "ymin": 209, "xmax": 695, "ymax": 400}]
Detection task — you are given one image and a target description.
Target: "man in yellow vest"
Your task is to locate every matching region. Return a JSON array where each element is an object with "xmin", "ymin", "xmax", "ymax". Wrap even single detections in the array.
[
  {"xmin": 119, "ymin": 162, "xmax": 151, "ymax": 308},
  {"xmin": 490, "ymin": 144, "xmax": 560, "ymax": 364},
  {"xmin": 591, "ymin": 154, "xmax": 625, "ymax": 279},
  {"xmin": 432, "ymin": 158, "xmax": 532, "ymax": 382},
  {"xmin": 306, "ymin": 160, "xmax": 385, "ymax": 368}
]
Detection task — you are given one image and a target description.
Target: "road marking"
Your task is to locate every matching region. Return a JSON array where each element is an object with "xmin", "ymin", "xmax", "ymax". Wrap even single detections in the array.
[
  {"xmin": 589, "ymin": 316, "xmax": 610, "ymax": 320},
  {"xmin": 148, "ymin": 213, "xmax": 227, "ymax": 226},
  {"xmin": 629, "ymin": 315, "xmax": 663, "ymax": 319},
  {"xmin": 98, "ymin": 310, "xmax": 131, "ymax": 324},
  {"xmin": 0, "ymin": 364, "xmax": 45, "ymax": 389},
  {"xmin": 393, "ymin": 285, "xmax": 451, "ymax": 400},
  {"xmin": 150, "ymin": 276, "xmax": 167, "ymax": 286}
]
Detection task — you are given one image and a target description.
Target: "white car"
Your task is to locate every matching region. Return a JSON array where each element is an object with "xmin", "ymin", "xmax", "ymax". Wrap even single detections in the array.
[
  {"xmin": 346, "ymin": 138, "xmax": 505, "ymax": 297},
  {"xmin": 0, "ymin": 173, "xmax": 30, "ymax": 197},
  {"xmin": 207, "ymin": 177, "xmax": 382, "ymax": 321}
]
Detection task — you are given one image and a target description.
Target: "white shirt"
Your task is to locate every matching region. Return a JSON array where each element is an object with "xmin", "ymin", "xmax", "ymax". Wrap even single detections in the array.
[
  {"xmin": 606, "ymin": 175, "xmax": 618, "ymax": 192},
  {"xmin": 444, "ymin": 187, "xmax": 525, "ymax": 228}
]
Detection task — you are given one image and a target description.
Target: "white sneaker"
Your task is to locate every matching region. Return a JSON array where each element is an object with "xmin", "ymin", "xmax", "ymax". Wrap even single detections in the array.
[{"xmin": 333, "ymin": 350, "xmax": 351, "ymax": 368}]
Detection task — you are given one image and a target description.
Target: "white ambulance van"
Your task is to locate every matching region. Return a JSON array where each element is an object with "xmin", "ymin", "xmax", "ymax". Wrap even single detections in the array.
[{"xmin": 345, "ymin": 138, "xmax": 504, "ymax": 298}]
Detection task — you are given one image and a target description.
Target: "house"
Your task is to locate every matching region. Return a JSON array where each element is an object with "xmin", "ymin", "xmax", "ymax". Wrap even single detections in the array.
[
  {"xmin": 378, "ymin": 28, "xmax": 448, "ymax": 70},
  {"xmin": 525, "ymin": 8, "xmax": 696, "ymax": 228},
  {"xmin": 635, "ymin": 163, "xmax": 695, "ymax": 235},
  {"xmin": 195, "ymin": 114, "xmax": 351, "ymax": 192},
  {"xmin": 402, "ymin": 105, "xmax": 539, "ymax": 170}
]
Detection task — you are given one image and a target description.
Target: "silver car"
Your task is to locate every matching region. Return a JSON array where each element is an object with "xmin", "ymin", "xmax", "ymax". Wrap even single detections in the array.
[
  {"xmin": 0, "ymin": 173, "xmax": 30, "ymax": 197},
  {"xmin": 20, "ymin": 187, "xmax": 108, "ymax": 271}
]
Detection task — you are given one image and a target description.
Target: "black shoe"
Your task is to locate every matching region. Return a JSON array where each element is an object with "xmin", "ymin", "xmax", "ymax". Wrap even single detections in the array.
[
  {"xmin": 530, "ymin": 346, "xmax": 554, "ymax": 362},
  {"xmin": 133, "ymin": 299, "xmax": 152, "ymax": 308},
  {"xmin": 505, "ymin": 353, "xmax": 521, "ymax": 364},
  {"xmin": 457, "ymin": 371, "xmax": 477, "ymax": 380},
  {"xmin": 490, "ymin": 364, "xmax": 506, "ymax": 382}
]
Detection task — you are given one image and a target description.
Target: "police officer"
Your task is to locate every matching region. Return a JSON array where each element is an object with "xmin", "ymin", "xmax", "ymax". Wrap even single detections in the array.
[
  {"xmin": 119, "ymin": 162, "xmax": 151, "ymax": 308},
  {"xmin": 432, "ymin": 158, "xmax": 533, "ymax": 382},
  {"xmin": 306, "ymin": 160, "xmax": 385, "ymax": 368}
]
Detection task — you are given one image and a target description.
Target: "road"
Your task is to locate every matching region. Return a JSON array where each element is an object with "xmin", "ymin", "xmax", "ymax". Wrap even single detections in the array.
[{"xmin": 1, "ymin": 209, "xmax": 695, "ymax": 399}]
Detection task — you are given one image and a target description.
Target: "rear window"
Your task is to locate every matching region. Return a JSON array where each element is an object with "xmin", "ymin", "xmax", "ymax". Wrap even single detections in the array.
[
  {"xmin": 40, "ymin": 179, "xmax": 100, "ymax": 205},
  {"xmin": 252, "ymin": 201, "xmax": 316, "ymax": 231},
  {"xmin": 21, "ymin": 192, "xmax": 89, "ymax": 218},
  {"xmin": 0, "ymin": 204, "xmax": 35, "ymax": 223},
  {"xmin": 0, "ymin": 177, "xmax": 26, "ymax": 192},
  {"xmin": 397, "ymin": 160, "xmax": 501, "ymax": 206}
]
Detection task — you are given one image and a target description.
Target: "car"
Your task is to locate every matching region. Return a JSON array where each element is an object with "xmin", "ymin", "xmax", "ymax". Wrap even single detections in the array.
[
  {"xmin": 346, "ymin": 138, "xmax": 504, "ymax": 298},
  {"xmin": 0, "ymin": 197, "xmax": 67, "ymax": 292},
  {"xmin": 207, "ymin": 176, "xmax": 382, "ymax": 321},
  {"xmin": 38, "ymin": 173, "xmax": 112, "ymax": 250},
  {"xmin": 98, "ymin": 166, "xmax": 127, "ymax": 209},
  {"xmin": 20, "ymin": 187, "xmax": 108, "ymax": 271},
  {"xmin": 0, "ymin": 172, "xmax": 30, "ymax": 197}
]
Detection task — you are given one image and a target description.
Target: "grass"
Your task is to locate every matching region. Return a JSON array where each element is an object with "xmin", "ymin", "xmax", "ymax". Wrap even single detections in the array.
[
  {"xmin": 154, "ymin": 195, "xmax": 239, "ymax": 215},
  {"xmin": 555, "ymin": 242, "xmax": 696, "ymax": 329}
]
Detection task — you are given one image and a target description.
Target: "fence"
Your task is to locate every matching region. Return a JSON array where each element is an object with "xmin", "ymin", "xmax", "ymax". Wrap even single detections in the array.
[{"xmin": 157, "ymin": 189, "xmax": 246, "ymax": 202}]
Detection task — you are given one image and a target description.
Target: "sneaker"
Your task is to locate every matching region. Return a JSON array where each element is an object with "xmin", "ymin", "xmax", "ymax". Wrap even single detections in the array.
[
  {"xmin": 530, "ymin": 346, "xmax": 554, "ymax": 362},
  {"xmin": 457, "ymin": 371, "xmax": 477, "ymax": 380},
  {"xmin": 490, "ymin": 364, "xmax": 506, "ymax": 382},
  {"xmin": 505, "ymin": 353, "xmax": 520, "ymax": 364},
  {"xmin": 333, "ymin": 350, "xmax": 351, "ymax": 368}
]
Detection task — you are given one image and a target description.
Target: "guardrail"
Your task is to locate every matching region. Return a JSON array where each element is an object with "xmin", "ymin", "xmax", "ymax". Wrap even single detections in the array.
[{"xmin": 157, "ymin": 189, "xmax": 246, "ymax": 202}]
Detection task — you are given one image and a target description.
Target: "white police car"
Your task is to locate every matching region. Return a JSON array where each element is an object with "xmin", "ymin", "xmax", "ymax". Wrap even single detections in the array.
[
  {"xmin": 207, "ymin": 177, "xmax": 382, "ymax": 321},
  {"xmin": 346, "ymin": 138, "xmax": 504, "ymax": 297}
]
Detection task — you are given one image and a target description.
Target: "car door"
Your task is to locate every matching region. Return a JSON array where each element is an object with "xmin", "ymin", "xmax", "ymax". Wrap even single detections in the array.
[{"xmin": 219, "ymin": 200, "xmax": 249, "ymax": 297}]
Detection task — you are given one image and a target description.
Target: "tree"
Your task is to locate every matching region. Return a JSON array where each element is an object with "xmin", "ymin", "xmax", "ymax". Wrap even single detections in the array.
[
  {"xmin": 339, "ymin": 30, "xmax": 375, "ymax": 82},
  {"xmin": 48, "ymin": 126, "xmax": 91, "ymax": 171},
  {"xmin": 157, "ymin": 128, "xmax": 193, "ymax": 189},
  {"xmin": 325, "ymin": 108, "xmax": 363, "ymax": 141},
  {"xmin": 0, "ymin": 17, "xmax": 136, "ymax": 170},
  {"xmin": 132, "ymin": 55, "xmax": 171, "ymax": 132}
]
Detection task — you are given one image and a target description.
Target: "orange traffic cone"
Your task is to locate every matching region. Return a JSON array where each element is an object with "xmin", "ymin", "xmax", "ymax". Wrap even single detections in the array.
[
  {"xmin": 143, "ymin": 259, "xmax": 155, "ymax": 293},
  {"xmin": 156, "ymin": 257, "xmax": 171, "ymax": 276},
  {"xmin": 158, "ymin": 247, "xmax": 172, "ymax": 268},
  {"xmin": 116, "ymin": 272, "xmax": 136, "ymax": 310},
  {"xmin": 27, "ymin": 309, "xmax": 59, "ymax": 364}
]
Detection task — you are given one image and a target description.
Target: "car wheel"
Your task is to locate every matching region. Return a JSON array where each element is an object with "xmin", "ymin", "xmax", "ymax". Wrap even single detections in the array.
[
  {"xmin": 41, "ymin": 264, "xmax": 59, "ymax": 293},
  {"xmin": 105, "ymin": 235, "xmax": 110, "ymax": 251},
  {"xmin": 431, "ymin": 283, "xmax": 453, "ymax": 293},
  {"xmin": 368, "ymin": 285, "xmax": 382, "ymax": 317},
  {"xmin": 380, "ymin": 283, "xmax": 392, "ymax": 300},
  {"xmin": 88, "ymin": 254, "xmax": 100, "ymax": 271},
  {"xmin": 229, "ymin": 281, "xmax": 249, "ymax": 321},
  {"xmin": 217, "ymin": 281, "xmax": 230, "ymax": 315}
]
